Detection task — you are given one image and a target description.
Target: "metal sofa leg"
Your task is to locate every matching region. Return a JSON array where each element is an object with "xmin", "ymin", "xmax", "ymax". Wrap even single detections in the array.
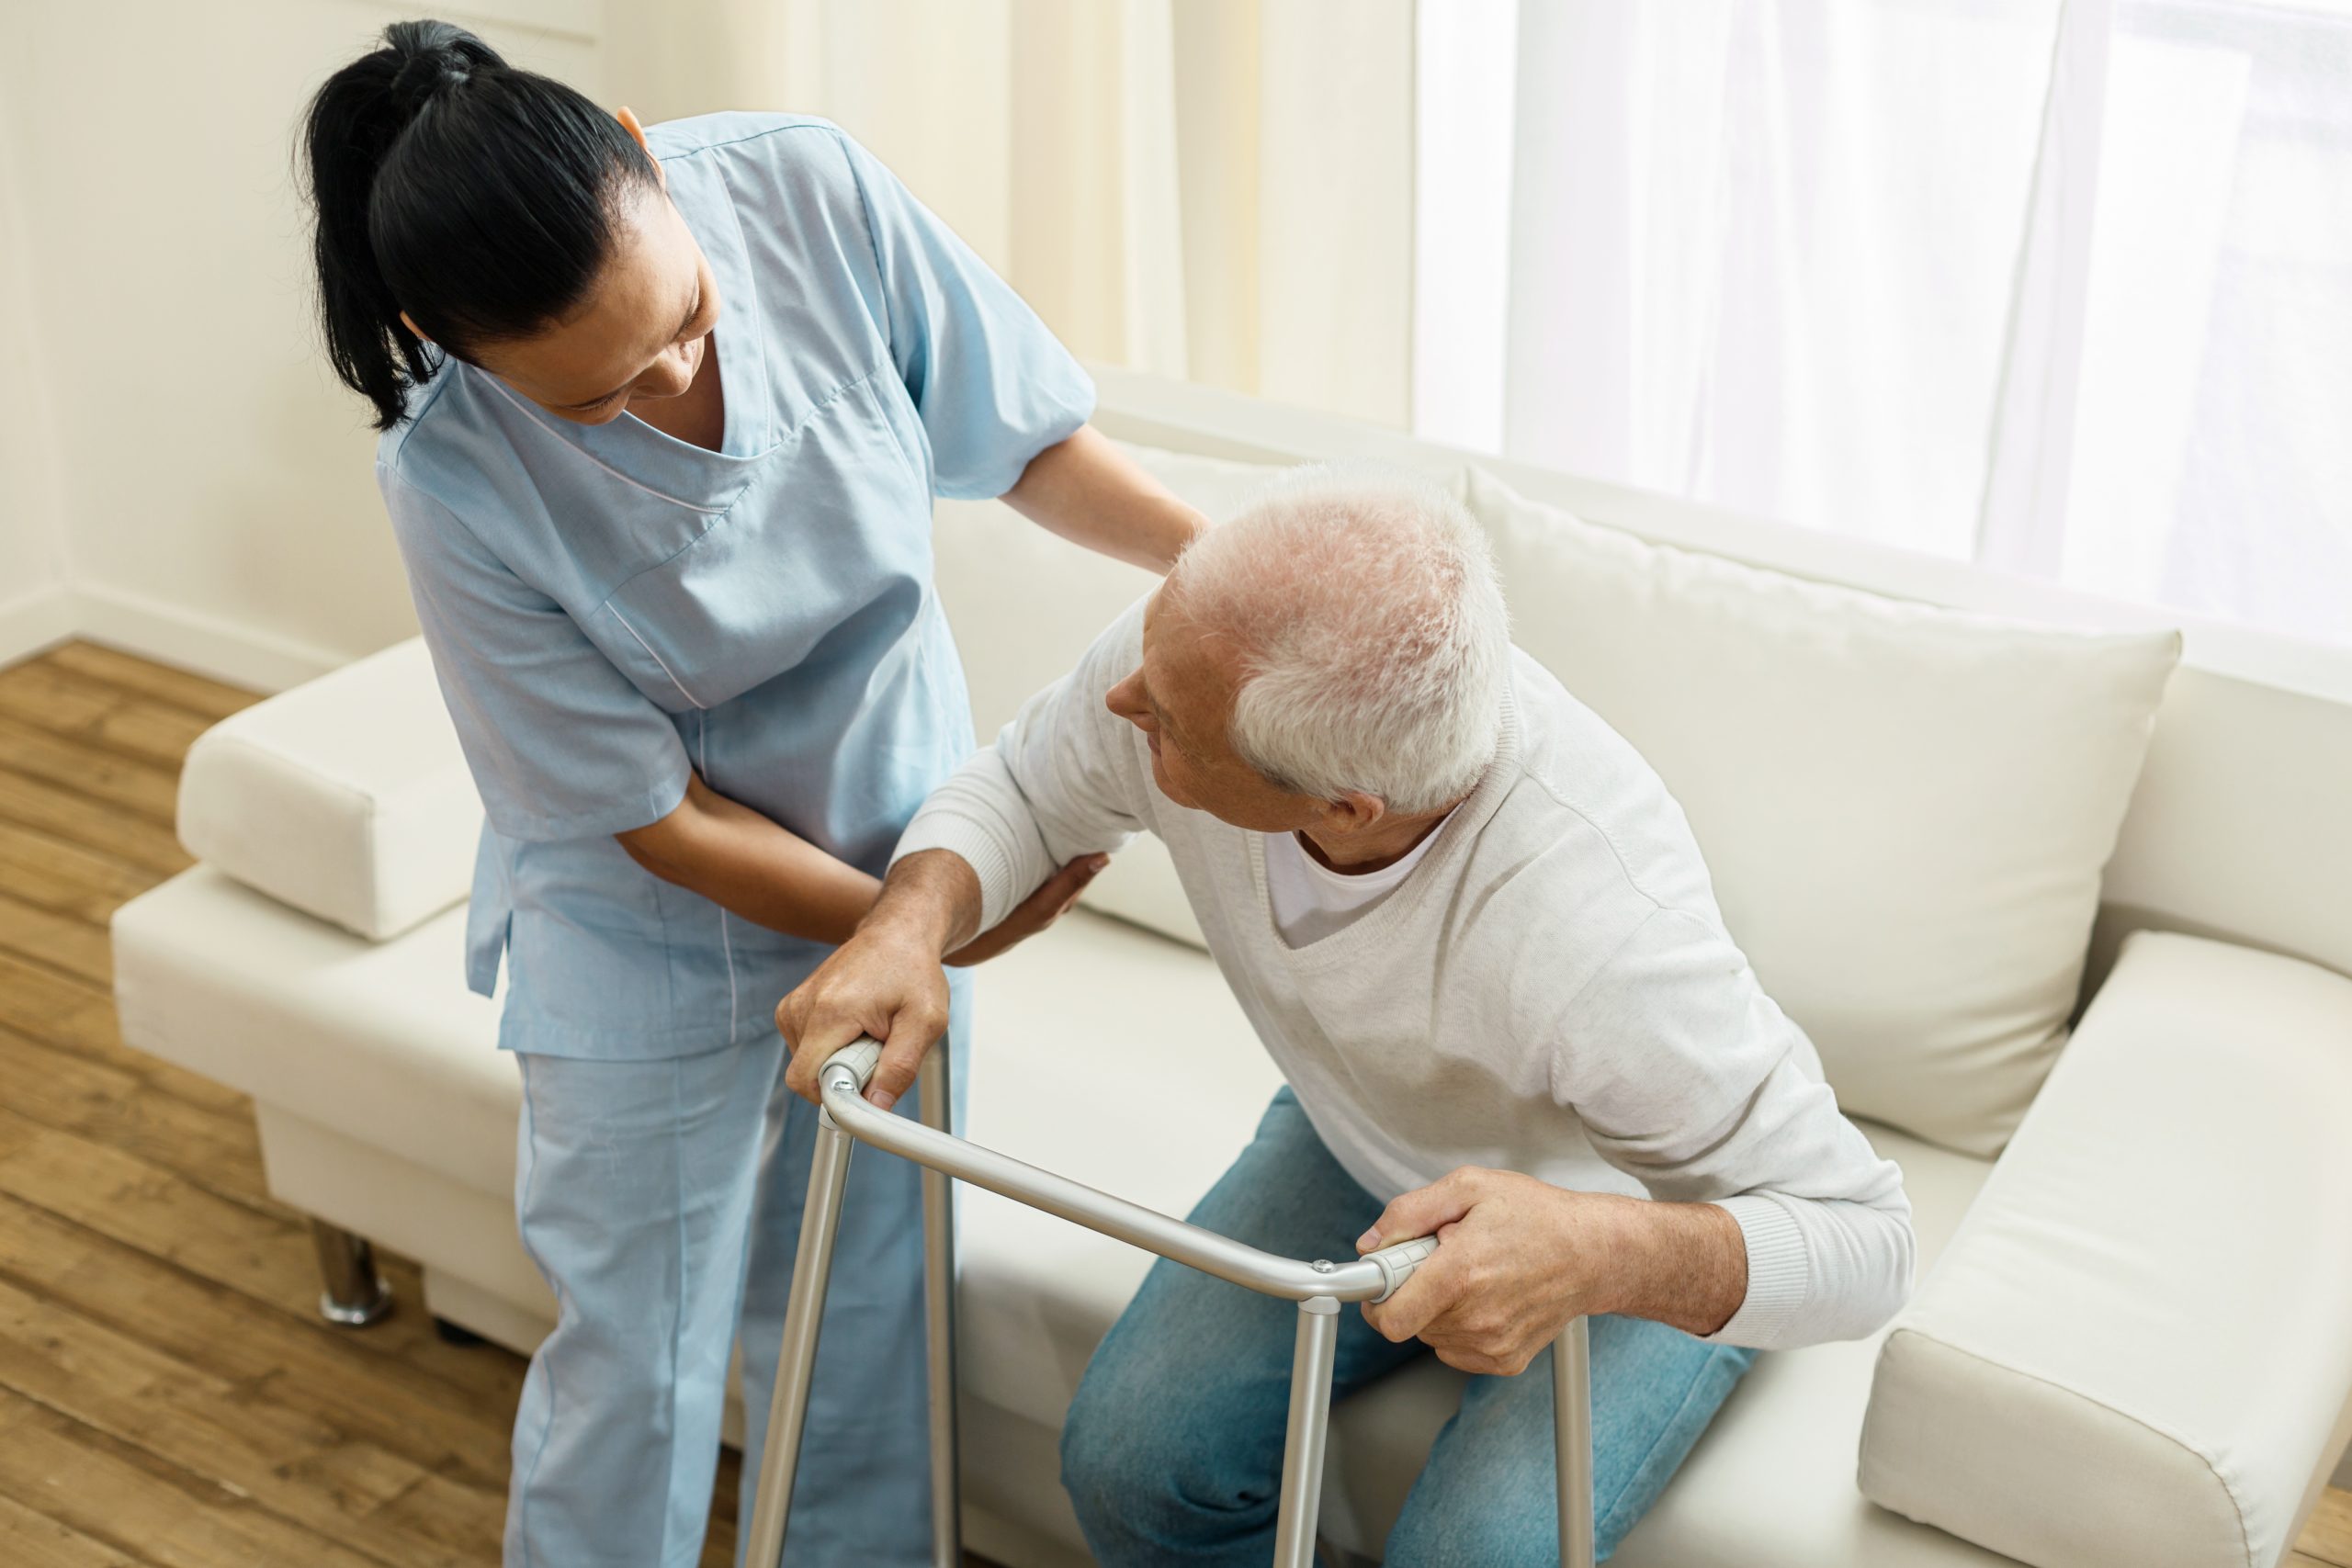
[{"xmin": 311, "ymin": 1219, "xmax": 394, "ymax": 1326}]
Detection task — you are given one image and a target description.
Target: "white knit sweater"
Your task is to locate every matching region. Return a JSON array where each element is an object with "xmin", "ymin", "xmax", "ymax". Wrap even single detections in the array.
[{"xmin": 899, "ymin": 603, "xmax": 1914, "ymax": 1349}]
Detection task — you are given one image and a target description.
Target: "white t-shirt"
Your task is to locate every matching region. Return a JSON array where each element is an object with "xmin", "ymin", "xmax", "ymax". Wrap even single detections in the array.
[{"xmin": 1263, "ymin": 816, "xmax": 1453, "ymax": 948}]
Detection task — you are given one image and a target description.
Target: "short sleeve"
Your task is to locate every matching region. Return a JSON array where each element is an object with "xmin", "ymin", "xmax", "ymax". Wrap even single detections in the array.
[
  {"xmin": 381, "ymin": 473, "xmax": 692, "ymax": 843},
  {"xmin": 838, "ymin": 132, "xmax": 1095, "ymax": 500}
]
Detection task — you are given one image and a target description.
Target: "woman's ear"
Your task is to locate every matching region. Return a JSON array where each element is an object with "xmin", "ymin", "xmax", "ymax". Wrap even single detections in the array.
[{"xmin": 616, "ymin": 106, "xmax": 665, "ymax": 187}]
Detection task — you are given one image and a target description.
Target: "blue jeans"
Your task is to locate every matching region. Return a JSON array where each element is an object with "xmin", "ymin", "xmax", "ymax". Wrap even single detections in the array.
[{"xmin": 1061, "ymin": 1089, "xmax": 1755, "ymax": 1566}]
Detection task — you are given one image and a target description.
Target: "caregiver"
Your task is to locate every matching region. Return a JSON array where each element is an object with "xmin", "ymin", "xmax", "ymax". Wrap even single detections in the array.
[{"xmin": 301, "ymin": 21, "xmax": 1201, "ymax": 1568}]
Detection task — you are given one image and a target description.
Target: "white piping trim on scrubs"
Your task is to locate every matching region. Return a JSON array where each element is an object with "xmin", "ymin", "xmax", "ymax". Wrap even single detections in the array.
[
  {"xmin": 699, "ymin": 712, "xmax": 740, "ymax": 1041},
  {"xmin": 475, "ymin": 371, "xmax": 734, "ymax": 515},
  {"xmin": 606, "ymin": 605, "xmax": 704, "ymax": 711}
]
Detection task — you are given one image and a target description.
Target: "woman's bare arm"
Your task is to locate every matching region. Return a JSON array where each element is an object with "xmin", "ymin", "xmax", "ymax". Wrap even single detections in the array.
[
  {"xmin": 1002, "ymin": 424, "xmax": 1208, "ymax": 571},
  {"xmin": 617, "ymin": 773, "xmax": 1105, "ymax": 955}
]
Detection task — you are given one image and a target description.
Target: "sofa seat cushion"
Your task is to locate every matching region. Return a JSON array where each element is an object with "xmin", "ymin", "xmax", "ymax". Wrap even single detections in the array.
[
  {"xmin": 175, "ymin": 638, "xmax": 481, "ymax": 942},
  {"xmin": 111, "ymin": 865, "xmax": 514, "ymax": 1196},
  {"xmin": 1465, "ymin": 468, "xmax": 2180, "ymax": 1156},
  {"xmin": 959, "ymin": 907, "xmax": 2004, "ymax": 1567}
]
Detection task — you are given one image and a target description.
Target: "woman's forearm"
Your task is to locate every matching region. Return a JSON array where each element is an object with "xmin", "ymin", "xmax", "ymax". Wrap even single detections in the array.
[
  {"xmin": 616, "ymin": 774, "xmax": 877, "ymax": 945},
  {"xmin": 1002, "ymin": 423, "xmax": 1208, "ymax": 572}
]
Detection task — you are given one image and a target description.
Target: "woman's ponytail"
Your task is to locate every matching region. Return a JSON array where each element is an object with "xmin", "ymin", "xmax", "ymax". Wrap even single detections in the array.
[{"xmin": 300, "ymin": 20, "xmax": 655, "ymax": 432}]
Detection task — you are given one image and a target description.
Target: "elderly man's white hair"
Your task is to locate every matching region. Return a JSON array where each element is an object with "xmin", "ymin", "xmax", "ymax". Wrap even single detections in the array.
[{"xmin": 1169, "ymin": 463, "xmax": 1510, "ymax": 816}]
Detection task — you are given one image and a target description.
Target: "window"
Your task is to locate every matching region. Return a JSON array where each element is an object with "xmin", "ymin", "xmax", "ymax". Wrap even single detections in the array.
[{"xmin": 1419, "ymin": 0, "xmax": 2352, "ymax": 648}]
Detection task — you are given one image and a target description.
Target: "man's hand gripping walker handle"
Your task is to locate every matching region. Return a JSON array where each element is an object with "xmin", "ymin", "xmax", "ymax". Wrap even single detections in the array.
[{"xmin": 813, "ymin": 1040, "xmax": 1439, "ymax": 1302}]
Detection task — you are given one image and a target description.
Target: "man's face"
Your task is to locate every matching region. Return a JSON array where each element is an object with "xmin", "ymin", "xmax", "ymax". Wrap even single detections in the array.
[{"xmin": 1104, "ymin": 590, "xmax": 1321, "ymax": 832}]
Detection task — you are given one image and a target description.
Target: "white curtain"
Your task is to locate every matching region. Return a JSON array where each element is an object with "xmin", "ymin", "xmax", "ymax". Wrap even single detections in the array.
[
  {"xmin": 598, "ymin": 0, "xmax": 1419, "ymax": 426},
  {"xmin": 1425, "ymin": 0, "xmax": 2352, "ymax": 647}
]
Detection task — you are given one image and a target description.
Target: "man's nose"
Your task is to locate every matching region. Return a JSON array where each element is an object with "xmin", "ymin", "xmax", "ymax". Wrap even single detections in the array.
[{"xmin": 1104, "ymin": 675, "xmax": 1147, "ymax": 727}]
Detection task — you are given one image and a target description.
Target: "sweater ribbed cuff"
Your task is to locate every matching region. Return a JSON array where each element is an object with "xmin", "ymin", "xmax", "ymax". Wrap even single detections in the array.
[
  {"xmin": 891, "ymin": 808, "xmax": 1023, "ymax": 933},
  {"xmin": 1703, "ymin": 1194, "xmax": 1811, "ymax": 1349}
]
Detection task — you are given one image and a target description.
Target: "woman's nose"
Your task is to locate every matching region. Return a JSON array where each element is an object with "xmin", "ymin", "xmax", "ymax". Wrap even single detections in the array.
[{"xmin": 643, "ymin": 347, "xmax": 696, "ymax": 399}]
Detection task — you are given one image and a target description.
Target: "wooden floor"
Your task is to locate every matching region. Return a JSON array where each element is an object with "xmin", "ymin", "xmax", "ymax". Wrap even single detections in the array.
[{"xmin": 0, "ymin": 637, "xmax": 2344, "ymax": 1568}]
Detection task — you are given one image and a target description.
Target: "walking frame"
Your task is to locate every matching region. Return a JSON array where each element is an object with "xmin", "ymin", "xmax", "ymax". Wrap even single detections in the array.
[{"xmin": 743, "ymin": 1040, "xmax": 1597, "ymax": 1568}]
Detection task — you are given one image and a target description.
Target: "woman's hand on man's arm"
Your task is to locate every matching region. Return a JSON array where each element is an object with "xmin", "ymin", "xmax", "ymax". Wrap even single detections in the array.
[{"xmin": 1002, "ymin": 424, "xmax": 1209, "ymax": 573}]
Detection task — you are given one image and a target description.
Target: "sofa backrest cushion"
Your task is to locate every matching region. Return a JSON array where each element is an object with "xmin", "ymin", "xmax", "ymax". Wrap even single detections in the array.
[
  {"xmin": 1467, "ymin": 468, "xmax": 2179, "ymax": 1156},
  {"xmin": 177, "ymin": 637, "xmax": 481, "ymax": 942}
]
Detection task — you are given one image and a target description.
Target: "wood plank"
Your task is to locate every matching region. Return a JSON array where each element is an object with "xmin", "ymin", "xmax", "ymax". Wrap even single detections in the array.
[
  {"xmin": 0, "ymin": 1025, "xmax": 272, "ymax": 1207},
  {"xmin": 0, "ymin": 1393, "xmax": 396, "ymax": 1568},
  {"xmin": 0, "ymin": 1492, "xmax": 152, "ymax": 1568},
  {"xmin": 0, "ymin": 1275, "xmax": 503, "ymax": 1568},
  {"xmin": 0, "ymin": 950, "xmax": 249, "ymax": 1118},
  {"xmin": 703, "ymin": 1447, "xmax": 741, "ymax": 1568},
  {"xmin": 0, "ymin": 1109, "xmax": 529, "ymax": 1427},
  {"xmin": 2301, "ymin": 1485, "xmax": 2352, "ymax": 1568},
  {"xmin": 0, "ymin": 714, "xmax": 179, "ymax": 827},
  {"xmin": 0, "ymin": 1193, "xmax": 513, "ymax": 1492},
  {"xmin": 0, "ymin": 764, "xmax": 187, "ymax": 877},
  {"xmin": 0, "ymin": 663, "xmax": 212, "ymax": 772},
  {"xmin": 0, "ymin": 818, "xmax": 153, "ymax": 926},
  {"xmin": 0, "ymin": 890, "xmax": 114, "ymax": 990},
  {"xmin": 38, "ymin": 644, "xmax": 259, "ymax": 724}
]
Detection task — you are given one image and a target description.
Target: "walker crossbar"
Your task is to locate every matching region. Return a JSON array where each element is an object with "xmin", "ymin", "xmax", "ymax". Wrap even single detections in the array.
[{"xmin": 743, "ymin": 1040, "xmax": 1597, "ymax": 1568}]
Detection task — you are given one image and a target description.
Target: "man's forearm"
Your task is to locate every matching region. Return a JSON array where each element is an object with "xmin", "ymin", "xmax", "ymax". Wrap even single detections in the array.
[
  {"xmin": 1599, "ymin": 1196, "xmax": 1750, "ymax": 1337},
  {"xmin": 862, "ymin": 848, "xmax": 989, "ymax": 958}
]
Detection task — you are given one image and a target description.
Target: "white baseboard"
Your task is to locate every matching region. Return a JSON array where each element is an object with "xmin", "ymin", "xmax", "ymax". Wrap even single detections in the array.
[
  {"xmin": 68, "ymin": 585, "xmax": 351, "ymax": 694},
  {"xmin": 0, "ymin": 585, "xmax": 77, "ymax": 668}
]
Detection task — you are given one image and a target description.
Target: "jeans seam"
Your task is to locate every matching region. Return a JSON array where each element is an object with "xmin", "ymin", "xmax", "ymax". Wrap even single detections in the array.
[{"xmin": 1591, "ymin": 1343, "xmax": 1749, "ymax": 1544}]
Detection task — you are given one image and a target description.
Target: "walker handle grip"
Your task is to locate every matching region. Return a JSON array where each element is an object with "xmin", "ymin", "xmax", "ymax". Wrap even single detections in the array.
[
  {"xmin": 1365, "ymin": 1235, "xmax": 1439, "ymax": 1303},
  {"xmin": 821, "ymin": 1039, "xmax": 884, "ymax": 1094}
]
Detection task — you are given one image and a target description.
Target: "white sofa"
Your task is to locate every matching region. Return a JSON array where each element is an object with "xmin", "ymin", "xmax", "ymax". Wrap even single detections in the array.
[{"xmin": 112, "ymin": 371, "xmax": 2352, "ymax": 1568}]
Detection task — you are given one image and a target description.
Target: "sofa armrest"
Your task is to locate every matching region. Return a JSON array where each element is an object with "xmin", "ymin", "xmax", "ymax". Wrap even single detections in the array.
[
  {"xmin": 175, "ymin": 638, "xmax": 481, "ymax": 941},
  {"xmin": 1859, "ymin": 931, "xmax": 2352, "ymax": 1568}
]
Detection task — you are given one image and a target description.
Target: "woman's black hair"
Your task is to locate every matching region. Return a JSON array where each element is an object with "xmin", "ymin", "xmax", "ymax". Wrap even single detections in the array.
[{"xmin": 301, "ymin": 19, "xmax": 659, "ymax": 430}]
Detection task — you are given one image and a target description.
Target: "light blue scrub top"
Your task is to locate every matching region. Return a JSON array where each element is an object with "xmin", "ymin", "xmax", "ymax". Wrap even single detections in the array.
[{"xmin": 376, "ymin": 115, "xmax": 1092, "ymax": 1059}]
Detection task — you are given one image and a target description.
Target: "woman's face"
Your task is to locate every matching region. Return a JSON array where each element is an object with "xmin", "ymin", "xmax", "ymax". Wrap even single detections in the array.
[{"xmin": 465, "ymin": 185, "xmax": 723, "ymax": 426}]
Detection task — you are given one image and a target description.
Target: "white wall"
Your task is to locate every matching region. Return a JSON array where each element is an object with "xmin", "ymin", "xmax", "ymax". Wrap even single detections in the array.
[
  {"xmin": 0, "ymin": 73, "xmax": 71, "ymax": 659},
  {"xmin": 0, "ymin": 0, "xmax": 603, "ymax": 687}
]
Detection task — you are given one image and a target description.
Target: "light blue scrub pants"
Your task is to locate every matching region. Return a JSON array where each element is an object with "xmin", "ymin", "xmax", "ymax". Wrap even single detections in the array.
[
  {"xmin": 503, "ymin": 989, "xmax": 966, "ymax": 1568},
  {"xmin": 1061, "ymin": 1089, "xmax": 1756, "ymax": 1566}
]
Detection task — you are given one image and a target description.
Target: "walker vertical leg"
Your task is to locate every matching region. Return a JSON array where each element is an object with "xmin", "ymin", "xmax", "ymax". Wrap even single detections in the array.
[
  {"xmin": 742, "ymin": 1111, "xmax": 857, "ymax": 1568},
  {"xmin": 1272, "ymin": 1295, "xmax": 1341, "ymax": 1568},
  {"xmin": 917, "ymin": 1048, "xmax": 962, "ymax": 1568},
  {"xmin": 1555, "ymin": 1316, "xmax": 1595, "ymax": 1568}
]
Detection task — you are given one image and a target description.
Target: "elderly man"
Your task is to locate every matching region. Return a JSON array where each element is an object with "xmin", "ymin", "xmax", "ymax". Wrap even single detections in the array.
[{"xmin": 779, "ymin": 467, "xmax": 1913, "ymax": 1565}]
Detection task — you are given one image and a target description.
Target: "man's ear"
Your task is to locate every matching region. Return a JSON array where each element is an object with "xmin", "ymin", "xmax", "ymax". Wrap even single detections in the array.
[
  {"xmin": 1316, "ymin": 791, "xmax": 1388, "ymax": 836},
  {"xmin": 616, "ymin": 106, "xmax": 665, "ymax": 187}
]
